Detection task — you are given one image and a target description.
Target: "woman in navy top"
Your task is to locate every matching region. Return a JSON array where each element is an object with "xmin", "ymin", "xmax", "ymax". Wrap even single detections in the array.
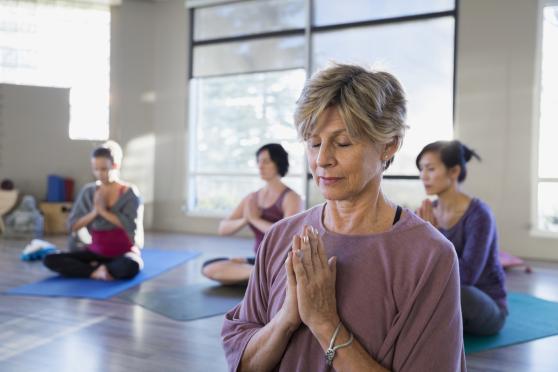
[{"xmin": 416, "ymin": 140, "xmax": 507, "ymax": 336}]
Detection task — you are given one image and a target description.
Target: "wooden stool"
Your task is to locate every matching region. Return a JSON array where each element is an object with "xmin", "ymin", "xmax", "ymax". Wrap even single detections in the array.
[{"xmin": 0, "ymin": 189, "xmax": 19, "ymax": 233}]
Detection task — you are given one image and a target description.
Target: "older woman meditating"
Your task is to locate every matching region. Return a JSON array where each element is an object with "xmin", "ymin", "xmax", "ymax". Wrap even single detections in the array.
[{"xmin": 221, "ymin": 64, "xmax": 466, "ymax": 371}]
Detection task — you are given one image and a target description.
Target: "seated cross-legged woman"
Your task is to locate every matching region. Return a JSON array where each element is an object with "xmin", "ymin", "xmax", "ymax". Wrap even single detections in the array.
[
  {"xmin": 416, "ymin": 140, "xmax": 508, "ymax": 336},
  {"xmin": 43, "ymin": 141, "xmax": 144, "ymax": 281},
  {"xmin": 222, "ymin": 64, "xmax": 466, "ymax": 371},
  {"xmin": 202, "ymin": 143, "xmax": 304, "ymax": 285}
]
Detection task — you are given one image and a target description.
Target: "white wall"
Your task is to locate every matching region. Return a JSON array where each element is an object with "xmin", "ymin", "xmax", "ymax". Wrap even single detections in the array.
[
  {"xmin": 0, "ymin": 84, "xmax": 98, "ymax": 201},
  {"xmin": 111, "ymin": 0, "xmax": 226, "ymax": 234},
  {"xmin": 456, "ymin": 0, "xmax": 557, "ymax": 260},
  {"xmin": 110, "ymin": 0, "xmax": 157, "ymax": 228},
  {"xmin": 110, "ymin": 0, "xmax": 558, "ymax": 259}
]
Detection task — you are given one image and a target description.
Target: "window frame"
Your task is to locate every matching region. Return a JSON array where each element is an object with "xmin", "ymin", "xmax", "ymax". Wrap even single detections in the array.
[
  {"xmin": 186, "ymin": 68, "xmax": 308, "ymax": 216},
  {"xmin": 531, "ymin": 0, "xmax": 558, "ymax": 237},
  {"xmin": 186, "ymin": 0, "xmax": 458, "ymax": 215}
]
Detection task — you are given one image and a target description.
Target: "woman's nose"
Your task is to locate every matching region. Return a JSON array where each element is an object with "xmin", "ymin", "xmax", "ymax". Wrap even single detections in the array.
[{"xmin": 316, "ymin": 144, "xmax": 334, "ymax": 168}]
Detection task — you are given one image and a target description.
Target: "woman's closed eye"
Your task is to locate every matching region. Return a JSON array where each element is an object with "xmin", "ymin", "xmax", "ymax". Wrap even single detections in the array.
[{"xmin": 335, "ymin": 135, "xmax": 352, "ymax": 147}]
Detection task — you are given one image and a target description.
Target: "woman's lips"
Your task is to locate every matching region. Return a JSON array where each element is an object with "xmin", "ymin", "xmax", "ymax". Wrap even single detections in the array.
[{"xmin": 319, "ymin": 176, "xmax": 342, "ymax": 186}]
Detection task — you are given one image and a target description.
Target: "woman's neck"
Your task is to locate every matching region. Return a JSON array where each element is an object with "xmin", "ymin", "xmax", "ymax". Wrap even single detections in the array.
[
  {"xmin": 323, "ymin": 184, "xmax": 394, "ymax": 235},
  {"xmin": 436, "ymin": 184, "xmax": 469, "ymax": 213},
  {"xmin": 263, "ymin": 177, "xmax": 285, "ymax": 193},
  {"xmin": 98, "ymin": 178, "xmax": 121, "ymax": 187}
]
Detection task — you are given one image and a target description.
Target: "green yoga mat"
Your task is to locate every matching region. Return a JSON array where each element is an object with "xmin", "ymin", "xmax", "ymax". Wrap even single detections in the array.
[
  {"xmin": 464, "ymin": 292, "xmax": 558, "ymax": 354},
  {"xmin": 120, "ymin": 283, "xmax": 246, "ymax": 321}
]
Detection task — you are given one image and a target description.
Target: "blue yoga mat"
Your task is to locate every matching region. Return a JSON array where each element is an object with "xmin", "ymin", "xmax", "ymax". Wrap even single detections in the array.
[
  {"xmin": 3, "ymin": 249, "xmax": 200, "ymax": 300},
  {"xmin": 464, "ymin": 292, "xmax": 558, "ymax": 354}
]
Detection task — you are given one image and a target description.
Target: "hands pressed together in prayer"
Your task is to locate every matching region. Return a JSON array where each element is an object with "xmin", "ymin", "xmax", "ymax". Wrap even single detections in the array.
[
  {"xmin": 243, "ymin": 193, "xmax": 262, "ymax": 223},
  {"xmin": 279, "ymin": 225, "xmax": 339, "ymax": 337},
  {"xmin": 416, "ymin": 199, "xmax": 438, "ymax": 227},
  {"xmin": 93, "ymin": 187, "xmax": 107, "ymax": 214}
]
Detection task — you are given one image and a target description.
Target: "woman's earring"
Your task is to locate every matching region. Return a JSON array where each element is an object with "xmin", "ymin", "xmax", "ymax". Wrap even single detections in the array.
[{"xmin": 382, "ymin": 155, "xmax": 388, "ymax": 170}]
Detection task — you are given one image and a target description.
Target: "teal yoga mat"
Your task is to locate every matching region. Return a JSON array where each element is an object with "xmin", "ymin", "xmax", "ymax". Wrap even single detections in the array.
[
  {"xmin": 464, "ymin": 292, "xmax": 558, "ymax": 354},
  {"xmin": 3, "ymin": 249, "xmax": 200, "ymax": 300}
]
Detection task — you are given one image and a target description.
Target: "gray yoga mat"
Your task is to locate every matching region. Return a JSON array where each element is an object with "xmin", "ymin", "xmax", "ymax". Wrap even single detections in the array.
[{"xmin": 120, "ymin": 283, "xmax": 246, "ymax": 321}]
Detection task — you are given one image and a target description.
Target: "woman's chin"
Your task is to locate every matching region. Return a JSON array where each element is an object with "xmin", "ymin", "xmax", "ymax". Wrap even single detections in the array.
[
  {"xmin": 424, "ymin": 189, "xmax": 437, "ymax": 196},
  {"xmin": 319, "ymin": 188, "xmax": 348, "ymax": 201}
]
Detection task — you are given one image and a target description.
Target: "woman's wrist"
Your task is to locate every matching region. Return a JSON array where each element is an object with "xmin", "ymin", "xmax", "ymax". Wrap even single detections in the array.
[
  {"xmin": 247, "ymin": 215, "xmax": 262, "ymax": 226},
  {"xmin": 97, "ymin": 207, "xmax": 110, "ymax": 220},
  {"xmin": 310, "ymin": 315, "xmax": 342, "ymax": 350},
  {"xmin": 275, "ymin": 308, "xmax": 300, "ymax": 335}
]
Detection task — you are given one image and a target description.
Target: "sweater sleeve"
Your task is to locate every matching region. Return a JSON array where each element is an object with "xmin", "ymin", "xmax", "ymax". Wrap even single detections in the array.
[
  {"xmin": 114, "ymin": 187, "xmax": 143, "ymax": 248},
  {"xmin": 390, "ymin": 247, "xmax": 466, "ymax": 372},
  {"xmin": 67, "ymin": 184, "xmax": 95, "ymax": 230},
  {"xmin": 221, "ymin": 231, "xmax": 274, "ymax": 372},
  {"xmin": 459, "ymin": 204, "xmax": 496, "ymax": 285}
]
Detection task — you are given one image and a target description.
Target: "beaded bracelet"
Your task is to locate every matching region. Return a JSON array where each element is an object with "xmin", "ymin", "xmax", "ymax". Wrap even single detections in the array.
[{"xmin": 325, "ymin": 322, "xmax": 354, "ymax": 366}]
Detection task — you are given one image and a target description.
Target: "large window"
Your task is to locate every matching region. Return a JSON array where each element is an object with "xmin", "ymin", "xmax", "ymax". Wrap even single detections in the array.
[
  {"xmin": 188, "ymin": 0, "xmax": 455, "ymax": 214},
  {"xmin": 0, "ymin": 0, "xmax": 110, "ymax": 140},
  {"xmin": 535, "ymin": 3, "xmax": 558, "ymax": 233},
  {"xmin": 188, "ymin": 70, "xmax": 306, "ymax": 214},
  {"xmin": 311, "ymin": 17, "xmax": 454, "ymax": 176}
]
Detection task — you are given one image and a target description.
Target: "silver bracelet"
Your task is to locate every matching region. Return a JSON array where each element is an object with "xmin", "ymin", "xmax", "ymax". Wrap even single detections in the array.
[{"xmin": 325, "ymin": 322, "xmax": 354, "ymax": 367}]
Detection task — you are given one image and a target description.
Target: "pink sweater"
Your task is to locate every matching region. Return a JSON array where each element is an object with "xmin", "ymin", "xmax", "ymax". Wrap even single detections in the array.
[{"xmin": 222, "ymin": 204, "xmax": 466, "ymax": 372}]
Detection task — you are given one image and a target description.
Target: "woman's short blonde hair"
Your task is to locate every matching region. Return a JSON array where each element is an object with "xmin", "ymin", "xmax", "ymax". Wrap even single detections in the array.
[{"xmin": 294, "ymin": 63, "xmax": 408, "ymax": 169}]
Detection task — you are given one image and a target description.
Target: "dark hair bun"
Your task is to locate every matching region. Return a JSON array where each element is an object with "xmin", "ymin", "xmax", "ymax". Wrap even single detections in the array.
[
  {"xmin": 417, "ymin": 140, "xmax": 481, "ymax": 183},
  {"xmin": 460, "ymin": 143, "xmax": 481, "ymax": 163}
]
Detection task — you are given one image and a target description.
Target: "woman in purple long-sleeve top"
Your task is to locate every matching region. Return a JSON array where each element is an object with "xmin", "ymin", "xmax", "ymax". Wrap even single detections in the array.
[
  {"xmin": 221, "ymin": 64, "xmax": 466, "ymax": 371},
  {"xmin": 416, "ymin": 140, "xmax": 507, "ymax": 336}
]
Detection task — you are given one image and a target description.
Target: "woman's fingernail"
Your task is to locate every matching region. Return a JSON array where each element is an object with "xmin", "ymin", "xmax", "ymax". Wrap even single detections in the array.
[{"xmin": 296, "ymin": 250, "xmax": 303, "ymax": 258}]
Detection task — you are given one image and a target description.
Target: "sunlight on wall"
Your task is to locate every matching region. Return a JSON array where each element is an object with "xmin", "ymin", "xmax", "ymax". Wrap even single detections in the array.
[
  {"xmin": 0, "ymin": 1, "xmax": 111, "ymax": 141},
  {"xmin": 120, "ymin": 134, "xmax": 155, "ymax": 226}
]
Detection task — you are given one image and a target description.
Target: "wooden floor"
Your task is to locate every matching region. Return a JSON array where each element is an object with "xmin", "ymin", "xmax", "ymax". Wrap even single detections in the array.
[{"xmin": 0, "ymin": 232, "xmax": 557, "ymax": 372}]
